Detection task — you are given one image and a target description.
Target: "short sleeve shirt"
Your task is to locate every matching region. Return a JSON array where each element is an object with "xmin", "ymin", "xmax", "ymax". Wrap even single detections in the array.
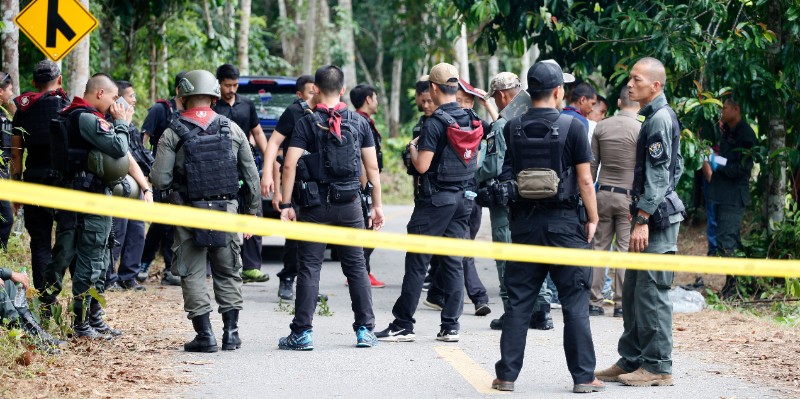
[
  {"xmin": 141, "ymin": 99, "xmax": 176, "ymax": 147},
  {"xmin": 275, "ymin": 102, "xmax": 307, "ymax": 152},
  {"xmin": 213, "ymin": 94, "xmax": 259, "ymax": 137},
  {"xmin": 289, "ymin": 109, "xmax": 375, "ymax": 152}
]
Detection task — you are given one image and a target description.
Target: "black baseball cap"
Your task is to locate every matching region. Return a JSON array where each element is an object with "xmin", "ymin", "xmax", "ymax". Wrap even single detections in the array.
[
  {"xmin": 33, "ymin": 60, "xmax": 61, "ymax": 83},
  {"xmin": 526, "ymin": 59, "xmax": 575, "ymax": 92}
]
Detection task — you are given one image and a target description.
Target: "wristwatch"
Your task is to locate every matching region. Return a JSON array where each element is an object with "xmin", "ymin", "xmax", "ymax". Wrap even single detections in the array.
[
  {"xmin": 634, "ymin": 215, "xmax": 649, "ymax": 225},
  {"xmin": 278, "ymin": 202, "xmax": 293, "ymax": 210},
  {"xmin": 142, "ymin": 188, "xmax": 151, "ymax": 194}
]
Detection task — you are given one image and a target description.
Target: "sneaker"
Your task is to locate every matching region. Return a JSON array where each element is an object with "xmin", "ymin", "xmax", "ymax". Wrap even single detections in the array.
[
  {"xmin": 573, "ymin": 379, "xmax": 606, "ymax": 393},
  {"xmin": 120, "ymin": 279, "xmax": 146, "ymax": 291},
  {"xmin": 423, "ymin": 297, "xmax": 443, "ymax": 311},
  {"xmin": 375, "ymin": 325, "xmax": 415, "ymax": 342},
  {"xmin": 278, "ymin": 277, "xmax": 294, "ymax": 300},
  {"xmin": 136, "ymin": 262, "xmax": 151, "ymax": 282},
  {"xmin": 436, "ymin": 329, "xmax": 459, "ymax": 342},
  {"xmin": 491, "ymin": 379, "xmax": 514, "ymax": 391},
  {"xmin": 369, "ymin": 273, "xmax": 385, "ymax": 288},
  {"xmin": 161, "ymin": 271, "xmax": 181, "ymax": 286},
  {"xmin": 242, "ymin": 269, "xmax": 269, "ymax": 283},
  {"xmin": 618, "ymin": 367, "xmax": 673, "ymax": 387},
  {"xmin": 474, "ymin": 303, "xmax": 491, "ymax": 316},
  {"xmin": 355, "ymin": 326, "xmax": 378, "ymax": 348},
  {"xmin": 105, "ymin": 281, "xmax": 124, "ymax": 292},
  {"xmin": 589, "ymin": 305, "xmax": 605, "ymax": 316},
  {"xmin": 613, "ymin": 308, "xmax": 623, "ymax": 318},
  {"xmin": 278, "ymin": 330, "xmax": 314, "ymax": 351},
  {"xmin": 422, "ymin": 281, "xmax": 431, "ymax": 292},
  {"xmin": 549, "ymin": 298, "xmax": 562, "ymax": 309}
]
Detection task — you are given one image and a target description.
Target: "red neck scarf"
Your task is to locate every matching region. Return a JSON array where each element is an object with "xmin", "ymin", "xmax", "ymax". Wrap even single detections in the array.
[
  {"xmin": 315, "ymin": 102, "xmax": 348, "ymax": 139},
  {"xmin": 15, "ymin": 88, "xmax": 69, "ymax": 113},
  {"xmin": 356, "ymin": 110, "xmax": 381, "ymax": 138},
  {"xmin": 60, "ymin": 96, "xmax": 104, "ymax": 118},
  {"xmin": 180, "ymin": 107, "xmax": 217, "ymax": 129}
]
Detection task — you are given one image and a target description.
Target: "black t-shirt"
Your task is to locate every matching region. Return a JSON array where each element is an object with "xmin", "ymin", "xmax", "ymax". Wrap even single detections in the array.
[
  {"xmin": 213, "ymin": 94, "xmax": 259, "ymax": 137},
  {"xmin": 141, "ymin": 99, "xmax": 176, "ymax": 147},
  {"xmin": 499, "ymin": 107, "xmax": 592, "ymax": 181},
  {"xmin": 275, "ymin": 101, "xmax": 307, "ymax": 152},
  {"xmin": 290, "ymin": 108, "xmax": 375, "ymax": 152}
]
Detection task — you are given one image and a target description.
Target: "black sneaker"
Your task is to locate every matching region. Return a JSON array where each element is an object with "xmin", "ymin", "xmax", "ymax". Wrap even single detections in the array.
[
  {"xmin": 589, "ymin": 305, "xmax": 605, "ymax": 316},
  {"xmin": 120, "ymin": 279, "xmax": 146, "ymax": 291},
  {"xmin": 278, "ymin": 277, "xmax": 294, "ymax": 300},
  {"xmin": 436, "ymin": 329, "xmax": 459, "ymax": 342},
  {"xmin": 423, "ymin": 296, "xmax": 443, "ymax": 310},
  {"xmin": 613, "ymin": 308, "xmax": 623, "ymax": 318},
  {"xmin": 375, "ymin": 325, "xmax": 415, "ymax": 342},
  {"xmin": 474, "ymin": 303, "xmax": 491, "ymax": 316},
  {"xmin": 105, "ymin": 281, "xmax": 124, "ymax": 292}
]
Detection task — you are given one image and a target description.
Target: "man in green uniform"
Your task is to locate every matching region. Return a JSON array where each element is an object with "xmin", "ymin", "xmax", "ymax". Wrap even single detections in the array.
[
  {"xmin": 0, "ymin": 268, "xmax": 63, "ymax": 351},
  {"xmin": 596, "ymin": 57, "xmax": 684, "ymax": 387},
  {"xmin": 59, "ymin": 73, "xmax": 133, "ymax": 339},
  {"xmin": 151, "ymin": 70, "xmax": 260, "ymax": 353},
  {"xmin": 702, "ymin": 97, "xmax": 756, "ymax": 297},
  {"xmin": 479, "ymin": 72, "xmax": 553, "ymax": 331}
]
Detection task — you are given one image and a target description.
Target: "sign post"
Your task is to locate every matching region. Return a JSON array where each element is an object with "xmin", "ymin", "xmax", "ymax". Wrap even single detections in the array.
[{"xmin": 14, "ymin": 0, "xmax": 99, "ymax": 62}]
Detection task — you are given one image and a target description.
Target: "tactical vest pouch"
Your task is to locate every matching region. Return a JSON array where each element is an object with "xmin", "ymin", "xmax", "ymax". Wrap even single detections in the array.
[
  {"xmin": 295, "ymin": 181, "xmax": 322, "ymax": 208},
  {"xmin": 516, "ymin": 168, "xmax": 559, "ymax": 200},
  {"xmin": 190, "ymin": 200, "xmax": 227, "ymax": 248},
  {"xmin": 324, "ymin": 132, "xmax": 359, "ymax": 178},
  {"xmin": 649, "ymin": 191, "xmax": 686, "ymax": 231},
  {"xmin": 296, "ymin": 155, "xmax": 313, "ymax": 182},
  {"xmin": 329, "ymin": 180, "xmax": 361, "ymax": 204}
]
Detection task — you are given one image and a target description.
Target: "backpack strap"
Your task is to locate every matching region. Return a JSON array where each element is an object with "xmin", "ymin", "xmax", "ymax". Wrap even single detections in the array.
[
  {"xmin": 171, "ymin": 118, "xmax": 203, "ymax": 154},
  {"xmin": 431, "ymin": 108, "xmax": 457, "ymax": 127}
]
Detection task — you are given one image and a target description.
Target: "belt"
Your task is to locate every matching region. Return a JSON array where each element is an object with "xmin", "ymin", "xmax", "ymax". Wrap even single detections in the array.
[
  {"xmin": 598, "ymin": 185, "xmax": 632, "ymax": 196},
  {"xmin": 198, "ymin": 194, "xmax": 235, "ymax": 201}
]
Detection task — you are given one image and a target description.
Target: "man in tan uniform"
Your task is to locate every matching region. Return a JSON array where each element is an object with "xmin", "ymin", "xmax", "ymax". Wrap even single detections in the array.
[{"xmin": 589, "ymin": 86, "xmax": 641, "ymax": 318}]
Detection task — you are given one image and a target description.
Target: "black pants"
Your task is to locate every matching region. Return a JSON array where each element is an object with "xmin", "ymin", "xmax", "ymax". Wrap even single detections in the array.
[
  {"xmin": 239, "ymin": 198, "xmax": 263, "ymax": 271},
  {"xmin": 106, "ymin": 218, "xmax": 146, "ymax": 283},
  {"xmin": 0, "ymin": 199, "xmax": 12, "ymax": 250},
  {"xmin": 495, "ymin": 207, "xmax": 596, "ymax": 385},
  {"xmin": 428, "ymin": 200, "xmax": 488, "ymax": 305},
  {"xmin": 277, "ymin": 204, "xmax": 301, "ymax": 280},
  {"xmin": 24, "ymin": 204, "xmax": 54, "ymax": 292},
  {"xmin": 291, "ymin": 200, "xmax": 374, "ymax": 333},
  {"xmin": 142, "ymin": 222, "xmax": 174, "ymax": 268},
  {"xmin": 390, "ymin": 191, "xmax": 470, "ymax": 331}
]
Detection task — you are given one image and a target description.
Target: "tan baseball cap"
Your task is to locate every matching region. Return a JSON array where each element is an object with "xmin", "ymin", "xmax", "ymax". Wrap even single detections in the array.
[
  {"xmin": 428, "ymin": 63, "xmax": 460, "ymax": 87},
  {"xmin": 419, "ymin": 74, "xmax": 429, "ymax": 82},
  {"xmin": 485, "ymin": 72, "xmax": 521, "ymax": 100}
]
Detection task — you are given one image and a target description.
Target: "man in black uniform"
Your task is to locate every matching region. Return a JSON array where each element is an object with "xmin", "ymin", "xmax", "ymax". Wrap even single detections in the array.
[
  {"xmin": 214, "ymin": 64, "xmax": 269, "ymax": 284},
  {"xmin": 278, "ymin": 65, "xmax": 384, "ymax": 350},
  {"xmin": 492, "ymin": 60, "xmax": 604, "ymax": 393},
  {"xmin": 139, "ymin": 71, "xmax": 186, "ymax": 286},
  {"xmin": 262, "ymin": 75, "xmax": 315, "ymax": 300},
  {"xmin": 0, "ymin": 71, "xmax": 15, "ymax": 250},
  {"xmin": 376, "ymin": 63, "xmax": 480, "ymax": 343},
  {"xmin": 10, "ymin": 60, "xmax": 71, "ymax": 292}
]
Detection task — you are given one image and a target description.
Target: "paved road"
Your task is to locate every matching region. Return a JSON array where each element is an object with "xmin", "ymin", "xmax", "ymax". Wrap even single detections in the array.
[{"xmin": 178, "ymin": 205, "xmax": 782, "ymax": 398}]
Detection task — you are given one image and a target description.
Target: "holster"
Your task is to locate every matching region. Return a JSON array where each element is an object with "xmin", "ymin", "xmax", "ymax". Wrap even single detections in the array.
[
  {"xmin": 649, "ymin": 191, "xmax": 686, "ymax": 231},
  {"xmin": 294, "ymin": 181, "xmax": 322, "ymax": 208}
]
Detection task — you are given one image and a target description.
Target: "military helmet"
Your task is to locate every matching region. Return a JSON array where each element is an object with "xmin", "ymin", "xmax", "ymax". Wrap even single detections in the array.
[
  {"xmin": 177, "ymin": 70, "xmax": 221, "ymax": 99},
  {"xmin": 111, "ymin": 175, "xmax": 141, "ymax": 198},
  {"xmin": 87, "ymin": 149, "xmax": 129, "ymax": 185}
]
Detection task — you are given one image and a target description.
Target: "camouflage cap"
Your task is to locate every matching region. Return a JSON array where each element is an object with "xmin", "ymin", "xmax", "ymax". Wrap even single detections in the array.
[
  {"xmin": 33, "ymin": 60, "xmax": 60, "ymax": 83},
  {"xmin": 428, "ymin": 63, "xmax": 459, "ymax": 87},
  {"xmin": 485, "ymin": 72, "xmax": 521, "ymax": 100}
]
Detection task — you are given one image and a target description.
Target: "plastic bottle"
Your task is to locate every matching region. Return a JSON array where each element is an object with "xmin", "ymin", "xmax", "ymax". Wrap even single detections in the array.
[
  {"xmin": 12, "ymin": 267, "xmax": 28, "ymax": 308},
  {"xmin": 12, "ymin": 208, "xmax": 24, "ymax": 235}
]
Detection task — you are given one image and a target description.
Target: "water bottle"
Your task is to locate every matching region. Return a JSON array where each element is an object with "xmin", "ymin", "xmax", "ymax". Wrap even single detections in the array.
[
  {"xmin": 12, "ymin": 267, "xmax": 28, "ymax": 308},
  {"xmin": 12, "ymin": 208, "xmax": 24, "ymax": 235}
]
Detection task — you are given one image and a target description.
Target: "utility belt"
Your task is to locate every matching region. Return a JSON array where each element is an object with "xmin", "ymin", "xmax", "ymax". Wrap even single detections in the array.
[
  {"xmin": 162, "ymin": 190, "xmax": 237, "ymax": 206},
  {"xmin": 73, "ymin": 171, "xmax": 108, "ymax": 194},
  {"xmin": 293, "ymin": 179, "xmax": 361, "ymax": 208},
  {"xmin": 630, "ymin": 190, "xmax": 686, "ymax": 231},
  {"xmin": 416, "ymin": 174, "xmax": 466, "ymax": 198},
  {"xmin": 598, "ymin": 185, "xmax": 632, "ymax": 196},
  {"xmin": 22, "ymin": 168, "xmax": 63, "ymax": 186}
]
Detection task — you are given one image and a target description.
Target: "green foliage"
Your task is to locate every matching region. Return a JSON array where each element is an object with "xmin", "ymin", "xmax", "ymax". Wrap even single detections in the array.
[
  {"xmin": 741, "ymin": 198, "xmax": 800, "ymax": 259},
  {"xmin": 316, "ymin": 296, "xmax": 334, "ymax": 317}
]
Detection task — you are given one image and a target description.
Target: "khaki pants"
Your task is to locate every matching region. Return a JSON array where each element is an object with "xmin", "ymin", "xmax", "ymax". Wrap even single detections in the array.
[{"xmin": 590, "ymin": 190, "xmax": 630, "ymax": 308}]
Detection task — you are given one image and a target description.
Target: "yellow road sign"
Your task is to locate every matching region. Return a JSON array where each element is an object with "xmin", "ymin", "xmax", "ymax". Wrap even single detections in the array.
[{"xmin": 14, "ymin": 0, "xmax": 98, "ymax": 62}]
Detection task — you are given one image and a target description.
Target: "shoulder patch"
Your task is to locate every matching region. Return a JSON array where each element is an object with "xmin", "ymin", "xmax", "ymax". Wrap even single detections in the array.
[
  {"xmin": 97, "ymin": 118, "xmax": 112, "ymax": 133},
  {"xmin": 648, "ymin": 141, "xmax": 663, "ymax": 158},
  {"xmin": 646, "ymin": 133, "xmax": 669, "ymax": 166}
]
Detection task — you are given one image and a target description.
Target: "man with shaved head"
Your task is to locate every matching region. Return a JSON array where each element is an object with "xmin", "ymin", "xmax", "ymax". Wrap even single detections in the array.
[
  {"xmin": 54, "ymin": 72, "xmax": 134, "ymax": 339},
  {"xmin": 596, "ymin": 57, "xmax": 684, "ymax": 387}
]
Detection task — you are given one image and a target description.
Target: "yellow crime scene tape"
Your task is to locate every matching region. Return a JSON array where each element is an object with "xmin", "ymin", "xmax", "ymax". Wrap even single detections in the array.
[{"xmin": 2, "ymin": 179, "xmax": 798, "ymax": 278}]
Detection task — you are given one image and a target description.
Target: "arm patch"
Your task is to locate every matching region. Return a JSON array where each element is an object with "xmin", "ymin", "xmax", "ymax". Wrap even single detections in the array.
[
  {"xmin": 97, "ymin": 118, "xmax": 112, "ymax": 133},
  {"xmin": 647, "ymin": 132, "xmax": 668, "ymax": 166}
]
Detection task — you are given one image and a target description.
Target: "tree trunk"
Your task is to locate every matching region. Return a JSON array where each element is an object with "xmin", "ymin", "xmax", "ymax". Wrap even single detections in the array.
[
  {"xmin": 455, "ymin": 23, "xmax": 469, "ymax": 82},
  {"xmin": 159, "ymin": 20, "xmax": 168, "ymax": 101},
  {"xmin": 765, "ymin": 0, "xmax": 785, "ymax": 229},
  {"xmin": 338, "ymin": 0, "xmax": 357, "ymax": 105},
  {"xmin": 474, "ymin": 57, "xmax": 485, "ymax": 90},
  {"xmin": 389, "ymin": 56, "xmax": 403, "ymax": 137},
  {"xmin": 66, "ymin": 0, "xmax": 90, "ymax": 99},
  {"xmin": 277, "ymin": 0, "xmax": 296, "ymax": 69},
  {"xmin": 100, "ymin": 19, "xmax": 112, "ymax": 73},
  {"xmin": 237, "ymin": 0, "xmax": 251, "ymax": 74},
  {"xmin": 318, "ymin": 0, "xmax": 331, "ymax": 65},
  {"xmin": 301, "ymin": 0, "xmax": 317, "ymax": 75},
  {"xmin": 488, "ymin": 55, "xmax": 499, "ymax": 83},
  {"xmin": 519, "ymin": 41, "xmax": 539, "ymax": 90},
  {"xmin": 203, "ymin": 0, "xmax": 217, "ymax": 41},
  {"xmin": 149, "ymin": 32, "xmax": 157, "ymax": 104},
  {"xmin": 1, "ymin": 0, "xmax": 19, "ymax": 96},
  {"xmin": 225, "ymin": 0, "xmax": 237, "ymax": 55}
]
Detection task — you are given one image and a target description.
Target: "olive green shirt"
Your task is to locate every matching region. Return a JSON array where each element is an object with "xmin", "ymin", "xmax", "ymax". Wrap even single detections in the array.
[
  {"xmin": 476, "ymin": 90, "xmax": 530, "ymax": 183},
  {"xmin": 150, "ymin": 112, "xmax": 261, "ymax": 215},
  {"xmin": 78, "ymin": 113, "xmax": 130, "ymax": 159}
]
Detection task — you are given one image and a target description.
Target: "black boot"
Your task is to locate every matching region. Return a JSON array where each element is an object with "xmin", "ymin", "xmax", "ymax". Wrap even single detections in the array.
[
  {"xmin": 89, "ymin": 298, "xmax": 122, "ymax": 336},
  {"xmin": 221, "ymin": 309, "xmax": 241, "ymax": 350},
  {"xmin": 490, "ymin": 314, "xmax": 505, "ymax": 330},
  {"xmin": 72, "ymin": 300, "xmax": 111, "ymax": 340},
  {"xmin": 530, "ymin": 304, "xmax": 554, "ymax": 330},
  {"xmin": 185, "ymin": 312, "xmax": 218, "ymax": 353}
]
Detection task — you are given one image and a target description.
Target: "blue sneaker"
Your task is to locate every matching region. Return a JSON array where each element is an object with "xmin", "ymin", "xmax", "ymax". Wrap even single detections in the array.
[
  {"xmin": 355, "ymin": 326, "xmax": 378, "ymax": 348},
  {"xmin": 278, "ymin": 330, "xmax": 314, "ymax": 351}
]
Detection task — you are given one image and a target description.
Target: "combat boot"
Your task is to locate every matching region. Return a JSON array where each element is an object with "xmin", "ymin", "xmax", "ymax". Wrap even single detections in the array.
[
  {"xmin": 221, "ymin": 309, "xmax": 241, "ymax": 350},
  {"xmin": 88, "ymin": 298, "xmax": 123, "ymax": 337},
  {"xmin": 72, "ymin": 301, "xmax": 111, "ymax": 340},
  {"xmin": 618, "ymin": 367, "xmax": 673, "ymax": 387},
  {"xmin": 530, "ymin": 304, "xmax": 554, "ymax": 330},
  {"xmin": 185, "ymin": 312, "xmax": 218, "ymax": 353}
]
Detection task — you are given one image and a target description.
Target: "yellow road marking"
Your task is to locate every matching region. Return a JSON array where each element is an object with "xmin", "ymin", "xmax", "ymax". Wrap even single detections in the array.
[{"xmin": 434, "ymin": 346, "xmax": 507, "ymax": 395}]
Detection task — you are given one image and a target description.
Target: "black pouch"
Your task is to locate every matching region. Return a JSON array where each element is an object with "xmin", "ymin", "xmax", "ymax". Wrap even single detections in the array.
[
  {"xmin": 190, "ymin": 200, "xmax": 228, "ymax": 248},
  {"xmin": 295, "ymin": 181, "xmax": 322, "ymax": 208},
  {"xmin": 329, "ymin": 181, "xmax": 361, "ymax": 203},
  {"xmin": 296, "ymin": 156, "xmax": 312, "ymax": 182},
  {"xmin": 476, "ymin": 185, "xmax": 494, "ymax": 207},
  {"xmin": 649, "ymin": 201, "xmax": 671, "ymax": 230},
  {"xmin": 578, "ymin": 200, "xmax": 588, "ymax": 224}
]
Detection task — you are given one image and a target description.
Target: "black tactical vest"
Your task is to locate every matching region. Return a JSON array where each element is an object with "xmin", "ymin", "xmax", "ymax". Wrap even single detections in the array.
[
  {"xmin": 300, "ymin": 110, "xmax": 362, "ymax": 184},
  {"xmin": 508, "ymin": 114, "xmax": 577, "ymax": 202},
  {"xmin": 294, "ymin": 98, "xmax": 311, "ymax": 113},
  {"xmin": 632, "ymin": 105, "xmax": 681, "ymax": 198},
  {"xmin": 50, "ymin": 107, "xmax": 96, "ymax": 179},
  {"xmin": 428, "ymin": 109, "xmax": 482, "ymax": 184},
  {"xmin": 128, "ymin": 124, "xmax": 154, "ymax": 176},
  {"xmin": 171, "ymin": 115, "xmax": 240, "ymax": 201},
  {"xmin": 14, "ymin": 91, "xmax": 69, "ymax": 170},
  {"xmin": 0, "ymin": 112, "xmax": 12, "ymax": 160}
]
